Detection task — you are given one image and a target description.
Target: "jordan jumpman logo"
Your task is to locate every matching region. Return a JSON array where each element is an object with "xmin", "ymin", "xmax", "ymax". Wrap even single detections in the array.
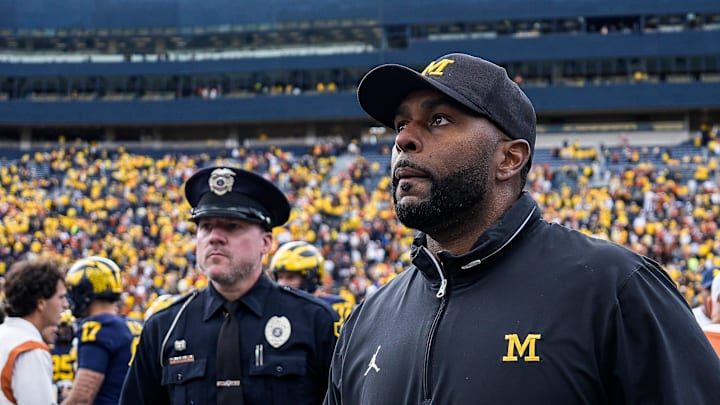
[{"xmin": 364, "ymin": 345, "xmax": 382, "ymax": 376}]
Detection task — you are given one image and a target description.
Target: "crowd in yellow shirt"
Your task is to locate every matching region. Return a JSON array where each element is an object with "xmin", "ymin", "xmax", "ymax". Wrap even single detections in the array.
[{"xmin": 1, "ymin": 132, "xmax": 720, "ymax": 318}]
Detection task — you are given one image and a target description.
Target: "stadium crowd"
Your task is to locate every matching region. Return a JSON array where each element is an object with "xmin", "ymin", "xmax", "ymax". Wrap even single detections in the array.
[{"xmin": 1, "ymin": 127, "xmax": 720, "ymax": 319}]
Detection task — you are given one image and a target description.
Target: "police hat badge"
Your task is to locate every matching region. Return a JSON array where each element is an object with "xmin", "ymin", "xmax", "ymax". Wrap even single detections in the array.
[{"xmin": 208, "ymin": 168, "xmax": 235, "ymax": 196}]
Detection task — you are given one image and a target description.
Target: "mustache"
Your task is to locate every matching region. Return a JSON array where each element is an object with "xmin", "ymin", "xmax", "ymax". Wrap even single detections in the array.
[
  {"xmin": 392, "ymin": 159, "xmax": 431, "ymax": 180},
  {"xmin": 205, "ymin": 249, "xmax": 229, "ymax": 259},
  {"xmin": 391, "ymin": 160, "xmax": 434, "ymax": 191}
]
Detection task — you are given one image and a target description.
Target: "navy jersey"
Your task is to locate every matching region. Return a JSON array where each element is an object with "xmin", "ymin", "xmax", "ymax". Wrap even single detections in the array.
[
  {"xmin": 318, "ymin": 294, "xmax": 353, "ymax": 337},
  {"xmin": 51, "ymin": 342, "xmax": 76, "ymax": 383},
  {"xmin": 77, "ymin": 313, "xmax": 143, "ymax": 405}
]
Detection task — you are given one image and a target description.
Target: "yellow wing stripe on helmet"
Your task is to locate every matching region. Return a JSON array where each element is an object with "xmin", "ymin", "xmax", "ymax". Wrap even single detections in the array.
[
  {"xmin": 270, "ymin": 241, "xmax": 324, "ymax": 277},
  {"xmin": 66, "ymin": 256, "xmax": 123, "ymax": 295},
  {"xmin": 59, "ymin": 309, "xmax": 75, "ymax": 325},
  {"xmin": 85, "ymin": 259, "xmax": 122, "ymax": 294}
]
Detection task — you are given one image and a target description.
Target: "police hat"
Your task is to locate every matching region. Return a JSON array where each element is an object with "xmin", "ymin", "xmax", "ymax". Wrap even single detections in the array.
[{"xmin": 184, "ymin": 167, "xmax": 290, "ymax": 230}]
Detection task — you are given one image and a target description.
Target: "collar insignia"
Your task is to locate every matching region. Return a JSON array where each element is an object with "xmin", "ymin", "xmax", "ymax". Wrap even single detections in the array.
[{"xmin": 174, "ymin": 339, "xmax": 187, "ymax": 351}]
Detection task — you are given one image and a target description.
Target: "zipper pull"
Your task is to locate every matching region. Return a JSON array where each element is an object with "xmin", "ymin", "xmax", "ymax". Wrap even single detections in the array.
[
  {"xmin": 422, "ymin": 245, "xmax": 448, "ymax": 299},
  {"xmin": 436, "ymin": 278, "xmax": 447, "ymax": 298}
]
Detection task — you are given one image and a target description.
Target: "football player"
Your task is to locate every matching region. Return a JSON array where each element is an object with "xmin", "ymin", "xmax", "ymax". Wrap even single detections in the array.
[
  {"xmin": 51, "ymin": 310, "xmax": 77, "ymax": 402},
  {"xmin": 62, "ymin": 256, "xmax": 142, "ymax": 405},
  {"xmin": 269, "ymin": 241, "xmax": 353, "ymax": 337}
]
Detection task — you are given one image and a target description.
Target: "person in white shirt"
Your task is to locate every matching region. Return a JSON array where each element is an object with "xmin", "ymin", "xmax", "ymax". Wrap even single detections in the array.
[{"xmin": 0, "ymin": 258, "xmax": 68, "ymax": 405}]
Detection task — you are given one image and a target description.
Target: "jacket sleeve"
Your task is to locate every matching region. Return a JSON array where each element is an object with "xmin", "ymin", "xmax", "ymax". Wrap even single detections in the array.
[
  {"xmin": 324, "ymin": 301, "xmax": 363, "ymax": 405},
  {"xmin": 119, "ymin": 316, "xmax": 170, "ymax": 405},
  {"xmin": 314, "ymin": 303, "xmax": 340, "ymax": 404},
  {"xmin": 606, "ymin": 258, "xmax": 720, "ymax": 404}
]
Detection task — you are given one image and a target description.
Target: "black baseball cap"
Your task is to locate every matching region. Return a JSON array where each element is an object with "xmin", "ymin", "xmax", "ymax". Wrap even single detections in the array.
[
  {"xmin": 184, "ymin": 166, "xmax": 290, "ymax": 230},
  {"xmin": 357, "ymin": 52, "xmax": 536, "ymax": 163}
]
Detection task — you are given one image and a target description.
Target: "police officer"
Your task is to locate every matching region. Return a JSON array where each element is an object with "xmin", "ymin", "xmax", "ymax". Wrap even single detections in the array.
[{"xmin": 120, "ymin": 166, "xmax": 338, "ymax": 405}]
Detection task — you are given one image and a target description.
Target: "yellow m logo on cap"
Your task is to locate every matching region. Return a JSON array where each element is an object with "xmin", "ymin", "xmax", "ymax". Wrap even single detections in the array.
[{"xmin": 421, "ymin": 59, "xmax": 455, "ymax": 76}]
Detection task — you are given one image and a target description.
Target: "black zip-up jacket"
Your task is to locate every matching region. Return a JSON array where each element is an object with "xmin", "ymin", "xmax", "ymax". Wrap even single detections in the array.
[{"xmin": 325, "ymin": 193, "xmax": 720, "ymax": 404}]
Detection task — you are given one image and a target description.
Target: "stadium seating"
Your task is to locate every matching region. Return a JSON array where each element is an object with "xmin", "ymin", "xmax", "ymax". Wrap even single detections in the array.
[
  {"xmin": 1, "ymin": 125, "xmax": 719, "ymax": 314},
  {"xmin": 0, "ymin": 0, "xmax": 719, "ymax": 317}
]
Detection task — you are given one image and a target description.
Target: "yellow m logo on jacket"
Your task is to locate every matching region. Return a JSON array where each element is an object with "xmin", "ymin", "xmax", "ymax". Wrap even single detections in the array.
[{"xmin": 502, "ymin": 333, "xmax": 542, "ymax": 362}]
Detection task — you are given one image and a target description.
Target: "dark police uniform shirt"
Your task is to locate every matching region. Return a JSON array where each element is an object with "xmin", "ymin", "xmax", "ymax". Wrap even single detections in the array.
[
  {"xmin": 77, "ymin": 313, "xmax": 143, "ymax": 405},
  {"xmin": 120, "ymin": 274, "xmax": 338, "ymax": 405}
]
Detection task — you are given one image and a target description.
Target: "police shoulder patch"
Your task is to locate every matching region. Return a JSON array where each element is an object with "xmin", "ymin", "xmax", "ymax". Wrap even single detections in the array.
[
  {"xmin": 169, "ymin": 291, "xmax": 197, "ymax": 308},
  {"xmin": 148, "ymin": 291, "xmax": 198, "ymax": 320}
]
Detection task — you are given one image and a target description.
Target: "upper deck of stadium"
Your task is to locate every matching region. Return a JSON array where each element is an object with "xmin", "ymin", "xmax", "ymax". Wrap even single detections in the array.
[
  {"xmin": 0, "ymin": 0, "xmax": 718, "ymax": 143},
  {"xmin": 2, "ymin": 0, "xmax": 718, "ymax": 30}
]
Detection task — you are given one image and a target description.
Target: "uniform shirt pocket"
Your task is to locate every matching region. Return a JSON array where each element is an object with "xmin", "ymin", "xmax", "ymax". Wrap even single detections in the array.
[
  {"xmin": 248, "ymin": 353, "xmax": 316, "ymax": 404},
  {"xmin": 249, "ymin": 353, "xmax": 306, "ymax": 377},
  {"xmin": 161, "ymin": 357, "xmax": 208, "ymax": 404}
]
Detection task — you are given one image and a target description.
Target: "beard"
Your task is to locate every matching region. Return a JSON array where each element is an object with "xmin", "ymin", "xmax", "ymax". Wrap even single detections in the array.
[
  {"xmin": 392, "ymin": 157, "xmax": 490, "ymax": 233},
  {"xmin": 201, "ymin": 253, "xmax": 258, "ymax": 286},
  {"xmin": 209, "ymin": 267, "xmax": 253, "ymax": 286}
]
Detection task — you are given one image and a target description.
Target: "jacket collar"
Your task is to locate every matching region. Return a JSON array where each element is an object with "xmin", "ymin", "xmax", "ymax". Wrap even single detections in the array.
[
  {"xmin": 202, "ymin": 274, "xmax": 273, "ymax": 321},
  {"xmin": 410, "ymin": 192, "xmax": 540, "ymax": 280}
]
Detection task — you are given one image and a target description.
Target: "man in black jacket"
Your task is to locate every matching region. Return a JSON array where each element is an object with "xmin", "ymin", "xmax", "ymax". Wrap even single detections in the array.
[{"xmin": 324, "ymin": 52, "xmax": 720, "ymax": 404}]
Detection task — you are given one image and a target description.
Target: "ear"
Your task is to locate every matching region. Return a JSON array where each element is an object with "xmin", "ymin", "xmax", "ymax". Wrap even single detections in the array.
[
  {"xmin": 260, "ymin": 232, "xmax": 274, "ymax": 255},
  {"xmin": 497, "ymin": 139, "xmax": 531, "ymax": 182},
  {"xmin": 36, "ymin": 297, "xmax": 47, "ymax": 314}
]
